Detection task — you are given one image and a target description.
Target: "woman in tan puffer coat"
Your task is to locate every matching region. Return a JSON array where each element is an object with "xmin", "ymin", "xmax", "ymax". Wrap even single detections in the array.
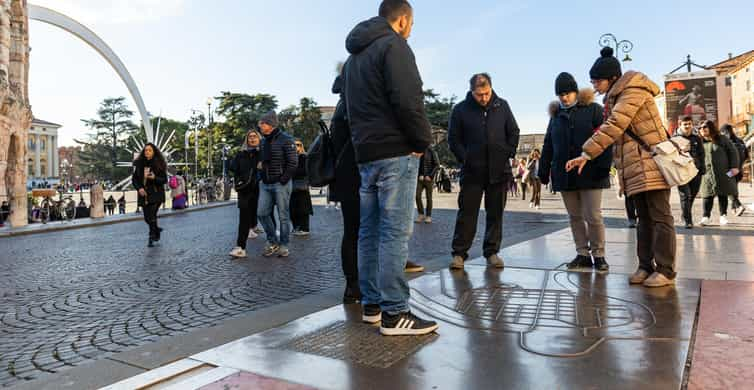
[{"xmin": 567, "ymin": 47, "xmax": 676, "ymax": 288}]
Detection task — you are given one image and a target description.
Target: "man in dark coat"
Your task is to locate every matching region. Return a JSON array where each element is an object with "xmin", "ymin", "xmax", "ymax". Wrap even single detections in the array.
[
  {"xmin": 415, "ymin": 146, "xmax": 439, "ymax": 223},
  {"xmin": 538, "ymin": 72, "xmax": 611, "ymax": 271},
  {"xmin": 448, "ymin": 73, "xmax": 520, "ymax": 270},
  {"xmin": 257, "ymin": 110, "xmax": 298, "ymax": 258},
  {"xmin": 676, "ymin": 116, "xmax": 706, "ymax": 228},
  {"xmin": 343, "ymin": 0, "xmax": 437, "ymax": 336}
]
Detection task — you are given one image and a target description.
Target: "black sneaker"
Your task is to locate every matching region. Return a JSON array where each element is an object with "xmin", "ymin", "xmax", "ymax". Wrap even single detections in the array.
[
  {"xmin": 362, "ymin": 304, "xmax": 381, "ymax": 324},
  {"xmin": 380, "ymin": 311, "xmax": 439, "ymax": 336},
  {"xmin": 593, "ymin": 257, "xmax": 610, "ymax": 272},
  {"xmin": 567, "ymin": 255, "xmax": 592, "ymax": 269}
]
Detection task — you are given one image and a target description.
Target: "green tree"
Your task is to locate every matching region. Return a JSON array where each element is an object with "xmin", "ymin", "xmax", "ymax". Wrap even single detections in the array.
[
  {"xmin": 78, "ymin": 97, "xmax": 139, "ymax": 182},
  {"xmin": 423, "ymin": 89, "xmax": 457, "ymax": 167},
  {"xmin": 289, "ymin": 97, "xmax": 322, "ymax": 148}
]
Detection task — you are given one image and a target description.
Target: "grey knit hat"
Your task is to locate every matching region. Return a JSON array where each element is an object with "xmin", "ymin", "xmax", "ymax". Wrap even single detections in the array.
[{"xmin": 259, "ymin": 110, "xmax": 278, "ymax": 128}]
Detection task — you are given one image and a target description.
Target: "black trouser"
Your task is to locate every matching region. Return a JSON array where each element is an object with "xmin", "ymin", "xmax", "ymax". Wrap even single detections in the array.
[
  {"xmin": 290, "ymin": 191, "xmax": 311, "ymax": 232},
  {"xmin": 340, "ymin": 190, "xmax": 360, "ymax": 293},
  {"xmin": 633, "ymin": 190, "xmax": 676, "ymax": 279},
  {"xmin": 678, "ymin": 175, "xmax": 702, "ymax": 225},
  {"xmin": 703, "ymin": 195, "xmax": 728, "ymax": 218},
  {"xmin": 625, "ymin": 196, "xmax": 637, "ymax": 222},
  {"xmin": 415, "ymin": 179, "xmax": 434, "ymax": 217},
  {"xmin": 143, "ymin": 203, "xmax": 161, "ymax": 240},
  {"xmin": 452, "ymin": 180, "xmax": 507, "ymax": 259}
]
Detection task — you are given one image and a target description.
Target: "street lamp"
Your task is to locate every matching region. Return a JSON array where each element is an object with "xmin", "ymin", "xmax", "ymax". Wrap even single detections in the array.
[
  {"xmin": 599, "ymin": 33, "xmax": 634, "ymax": 62},
  {"xmin": 206, "ymin": 98, "xmax": 214, "ymax": 178}
]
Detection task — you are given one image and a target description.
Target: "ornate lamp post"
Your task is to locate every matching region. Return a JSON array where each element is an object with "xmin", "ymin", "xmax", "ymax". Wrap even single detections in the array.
[
  {"xmin": 206, "ymin": 98, "xmax": 214, "ymax": 178},
  {"xmin": 599, "ymin": 33, "xmax": 634, "ymax": 62}
]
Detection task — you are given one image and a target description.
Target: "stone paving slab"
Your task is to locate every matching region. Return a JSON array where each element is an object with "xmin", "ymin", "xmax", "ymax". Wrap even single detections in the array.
[
  {"xmin": 688, "ymin": 280, "xmax": 754, "ymax": 390},
  {"xmin": 185, "ymin": 265, "xmax": 699, "ymax": 390}
]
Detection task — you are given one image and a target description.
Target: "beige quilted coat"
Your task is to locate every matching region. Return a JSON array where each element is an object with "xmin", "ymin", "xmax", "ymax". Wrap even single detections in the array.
[{"xmin": 582, "ymin": 71, "xmax": 670, "ymax": 197}]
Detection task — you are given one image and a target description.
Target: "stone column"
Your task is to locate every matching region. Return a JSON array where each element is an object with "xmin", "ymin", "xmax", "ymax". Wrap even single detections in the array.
[
  {"xmin": 34, "ymin": 133, "xmax": 40, "ymax": 178},
  {"xmin": 45, "ymin": 135, "xmax": 55, "ymax": 177},
  {"xmin": 90, "ymin": 183, "xmax": 104, "ymax": 219},
  {"xmin": 52, "ymin": 135, "xmax": 58, "ymax": 177}
]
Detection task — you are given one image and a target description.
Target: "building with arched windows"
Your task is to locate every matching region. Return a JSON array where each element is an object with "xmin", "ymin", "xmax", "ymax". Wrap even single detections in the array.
[{"xmin": 27, "ymin": 118, "xmax": 62, "ymax": 187}]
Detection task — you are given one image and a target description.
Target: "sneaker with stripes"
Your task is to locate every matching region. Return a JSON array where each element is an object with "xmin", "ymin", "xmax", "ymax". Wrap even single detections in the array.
[{"xmin": 380, "ymin": 311, "xmax": 439, "ymax": 336}]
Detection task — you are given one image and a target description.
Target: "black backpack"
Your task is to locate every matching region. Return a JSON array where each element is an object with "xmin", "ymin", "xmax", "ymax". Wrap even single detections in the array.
[{"xmin": 306, "ymin": 121, "xmax": 337, "ymax": 187}]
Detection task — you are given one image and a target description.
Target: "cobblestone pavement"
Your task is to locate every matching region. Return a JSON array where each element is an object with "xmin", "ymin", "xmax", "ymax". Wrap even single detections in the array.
[
  {"xmin": 0, "ymin": 201, "xmax": 565, "ymax": 387},
  {"xmin": 3, "ymin": 184, "xmax": 753, "ymax": 387}
]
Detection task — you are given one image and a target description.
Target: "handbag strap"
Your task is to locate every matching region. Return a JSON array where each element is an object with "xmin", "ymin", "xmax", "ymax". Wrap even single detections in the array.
[{"xmin": 624, "ymin": 126, "xmax": 653, "ymax": 153}]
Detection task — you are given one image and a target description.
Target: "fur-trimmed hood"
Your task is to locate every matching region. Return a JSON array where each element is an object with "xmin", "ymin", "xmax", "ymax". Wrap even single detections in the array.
[{"xmin": 548, "ymin": 89, "xmax": 596, "ymax": 117}]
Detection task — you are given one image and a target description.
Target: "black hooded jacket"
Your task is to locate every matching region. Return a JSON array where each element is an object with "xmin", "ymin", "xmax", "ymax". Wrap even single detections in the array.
[
  {"xmin": 448, "ymin": 91, "xmax": 521, "ymax": 185},
  {"xmin": 343, "ymin": 16, "xmax": 432, "ymax": 163}
]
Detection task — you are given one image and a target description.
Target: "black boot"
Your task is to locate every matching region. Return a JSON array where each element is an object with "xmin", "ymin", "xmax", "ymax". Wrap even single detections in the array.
[
  {"xmin": 148, "ymin": 238, "xmax": 155, "ymax": 247},
  {"xmin": 343, "ymin": 282, "xmax": 362, "ymax": 304},
  {"xmin": 567, "ymin": 255, "xmax": 593, "ymax": 269},
  {"xmin": 593, "ymin": 257, "xmax": 610, "ymax": 272},
  {"xmin": 155, "ymin": 227, "xmax": 163, "ymax": 242}
]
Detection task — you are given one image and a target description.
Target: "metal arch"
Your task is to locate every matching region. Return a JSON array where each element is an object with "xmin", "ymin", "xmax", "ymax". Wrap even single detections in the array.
[{"xmin": 27, "ymin": 4, "xmax": 154, "ymax": 142}]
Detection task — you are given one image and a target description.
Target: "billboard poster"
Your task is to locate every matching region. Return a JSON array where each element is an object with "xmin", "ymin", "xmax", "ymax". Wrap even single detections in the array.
[{"xmin": 664, "ymin": 71, "xmax": 718, "ymax": 134}]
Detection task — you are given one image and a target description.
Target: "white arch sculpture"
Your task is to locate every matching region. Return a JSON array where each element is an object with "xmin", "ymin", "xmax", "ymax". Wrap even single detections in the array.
[{"xmin": 28, "ymin": 4, "xmax": 154, "ymax": 141}]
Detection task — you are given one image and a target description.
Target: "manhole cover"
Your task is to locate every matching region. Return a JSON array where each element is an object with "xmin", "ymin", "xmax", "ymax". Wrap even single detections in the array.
[{"xmin": 275, "ymin": 320, "xmax": 437, "ymax": 368}]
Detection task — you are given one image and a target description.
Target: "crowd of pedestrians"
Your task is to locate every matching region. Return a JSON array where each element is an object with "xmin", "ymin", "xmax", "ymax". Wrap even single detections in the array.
[{"xmin": 120, "ymin": 0, "xmax": 754, "ymax": 340}]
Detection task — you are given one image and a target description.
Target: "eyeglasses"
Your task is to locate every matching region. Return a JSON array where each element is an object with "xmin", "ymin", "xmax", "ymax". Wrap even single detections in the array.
[{"xmin": 295, "ymin": 143, "xmax": 303, "ymax": 147}]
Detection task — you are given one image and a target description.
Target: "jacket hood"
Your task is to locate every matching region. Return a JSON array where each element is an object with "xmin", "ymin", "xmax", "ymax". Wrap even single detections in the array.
[
  {"xmin": 608, "ymin": 71, "xmax": 661, "ymax": 99},
  {"xmin": 346, "ymin": 17, "xmax": 396, "ymax": 54},
  {"xmin": 548, "ymin": 89, "xmax": 595, "ymax": 117},
  {"xmin": 331, "ymin": 75, "xmax": 343, "ymax": 94}
]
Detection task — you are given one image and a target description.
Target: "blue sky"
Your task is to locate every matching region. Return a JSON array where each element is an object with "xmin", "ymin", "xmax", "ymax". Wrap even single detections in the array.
[{"xmin": 30, "ymin": 0, "xmax": 754, "ymax": 146}]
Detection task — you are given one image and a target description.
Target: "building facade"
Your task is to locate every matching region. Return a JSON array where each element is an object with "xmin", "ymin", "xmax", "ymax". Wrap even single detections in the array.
[
  {"xmin": 516, "ymin": 134, "xmax": 546, "ymax": 160},
  {"xmin": 27, "ymin": 118, "xmax": 62, "ymax": 186},
  {"xmin": 710, "ymin": 50, "xmax": 754, "ymax": 136}
]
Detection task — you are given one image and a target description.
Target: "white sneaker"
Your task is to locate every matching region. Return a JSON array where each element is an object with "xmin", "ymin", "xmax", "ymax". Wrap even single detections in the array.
[
  {"xmin": 415, "ymin": 214, "xmax": 425, "ymax": 223},
  {"xmin": 720, "ymin": 215, "xmax": 729, "ymax": 226},
  {"xmin": 699, "ymin": 217, "xmax": 711, "ymax": 226},
  {"xmin": 735, "ymin": 206, "xmax": 746, "ymax": 217},
  {"xmin": 229, "ymin": 247, "xmax": 247, "ymax": 258},
  {"xmin": 248, "ymin": 230, "xmax": 258, "ymax": 239},
  {"xmin": 535, "ymin": 205, "xmax": 540, "ymax": 210},
  {"xmin": 529, "ymin": 202, "xmax": 534, "ymax": 208}
]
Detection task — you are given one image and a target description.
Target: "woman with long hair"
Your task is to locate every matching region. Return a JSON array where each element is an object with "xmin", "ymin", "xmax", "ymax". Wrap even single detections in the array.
[
  {"xmin": 132, "ymin": 143, "xmax": 168, "ymax": 247},
  {"xmin": 290, "ymin": 139, "xmax": 313, "ymax": 236},
  {"xmin": 720, "ymin": 124, "xmax": 749, "ymax": 216},
  {"xmin": 526, "ymin": 149, "xmax": 542, "ymax": 209},
  {"xmin": 699, "ymin": 120, "xmax": 740, "ymax": 226},
  {"xmin": 229, "ymin": 130, "xmax": 262, "ymax": 258}
]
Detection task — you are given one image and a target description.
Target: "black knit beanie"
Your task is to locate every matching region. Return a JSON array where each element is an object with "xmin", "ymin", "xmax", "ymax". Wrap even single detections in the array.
[
  {"xmin": 555, "ymin": 72, "xmax": 578, "ymax": 95},
  {"xmin": 589, "ymin": 47, "xmax": 622, "ymax": 80}
]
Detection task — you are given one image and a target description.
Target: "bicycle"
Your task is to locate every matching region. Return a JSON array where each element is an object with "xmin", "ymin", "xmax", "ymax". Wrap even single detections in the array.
[{"xmin": 33, "ymin": 188, "xmax": 77, "ymax": 224}]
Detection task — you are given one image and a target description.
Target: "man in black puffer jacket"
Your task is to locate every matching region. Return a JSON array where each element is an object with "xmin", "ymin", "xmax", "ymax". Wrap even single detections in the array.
[
  {"xmin": 257, "ymin": 110, "xmax": 298, "ymax": 258},
  {"xmin": 448, "ymin": 73, "xmax": 520, "ymax": 270},
  {"xmin": 343, "ymin": 0, "xmax": 437, "ymax": 337}
]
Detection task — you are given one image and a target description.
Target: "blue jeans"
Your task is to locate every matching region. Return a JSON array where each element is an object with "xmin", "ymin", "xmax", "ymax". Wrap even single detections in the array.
[
  {"xmin": 358, "ymin": 155, "xmax": 419, "ymax": 315},
  {"xmin": 258, "ymin": 181, "xmax": 292, "ymax": 246}
]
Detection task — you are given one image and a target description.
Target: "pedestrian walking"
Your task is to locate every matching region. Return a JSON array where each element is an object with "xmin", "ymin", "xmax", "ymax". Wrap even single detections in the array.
[
  {"xmin": 567, "ymin": 47, "xmax": 677, "ymax": 288},
  {"xmin": 676, "ymin": 116, "xmax": 706, "ymax": 228},
  {"xmin": 415, "ymin": 145, "xmax": 439, "ymax": 224},
  {"xmin": 170, "ymin": 171, "xmax": 188, "ymax": 210},
  {"xmin": 343, "ymin": 0, "xmax": 438, "ymax": 335},
  {"xmin": 330, "ymin": 74, "xmax": 362, "ymax": 304},
  {"xmin": 509, "ymin": 159, "xmax": 520, "ymax": 197},
  {"xmin": 105, "ymin": 195, "xmax": 116, "ymax": 215},
  {"xmin": 699, "ymin": 120, "xmax": 740, "ymax": 226},
  {"xmin": 132, "ymin": 143, "xmax": 168, "ymax": 247},
  {"xmin": 448, "ymin": 73, "xmax": 520, "ymax": 270},
  {"xmin": 290, "ymin": 140, "xmax": 313, "ymax": 236},
  {"xmin": 517, "ymin": 158, "xmax": 528, "ymax": 200},
  {"xmin": 721, "ymin": 124, "xmax": 749, "ymax": 216},
  {"xmin": 539, "ymin": 72, "xmax": 611, "ymax": 271},
  {"xmin": 229, "ymin": 130, "xmax": 262, "ymax": 258},
  {"xmin": 526, "ymin": 149, "xmax": 542, "ymax": 209},
  {"xmin": 257, "ymin": 110, "xmax": 298, "ymax": 258},
  {"xmin": 117, "ymin": 194, "xmax": 126, "ymax": 214}
]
